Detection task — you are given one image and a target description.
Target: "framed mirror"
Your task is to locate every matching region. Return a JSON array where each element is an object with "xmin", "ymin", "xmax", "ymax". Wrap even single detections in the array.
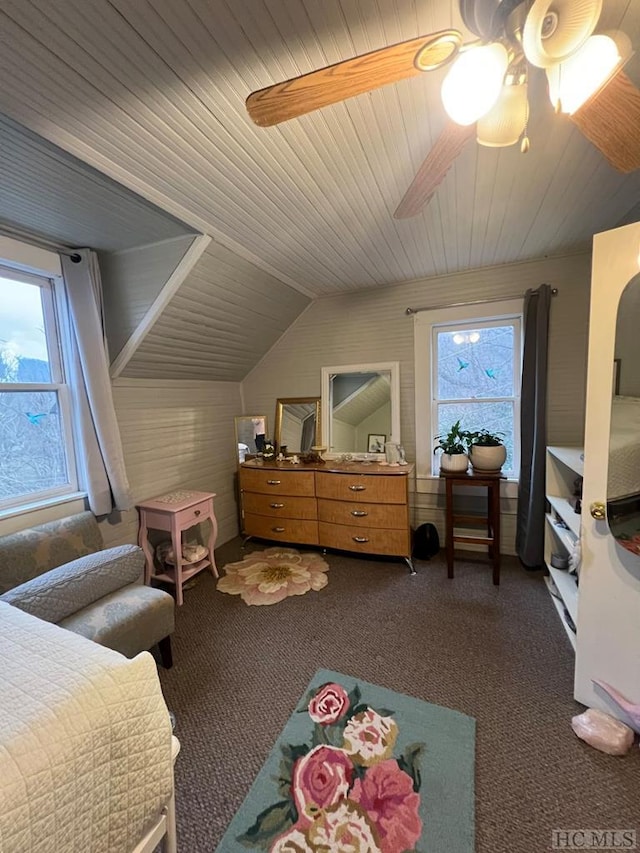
[
  {"xmin": 274, "ymin": 397, "xmax": 320, "ymax": 453},
  {"xmin": 321, "ymin": 362, "xmax": 400, "ymax": 457},
  {"xmin": 607, "ymin": 272, "xmax": 640, "ymax": 552},
  {"xmin": 234, "ymin": 414, "xmax": 268, "ymax": 463}
]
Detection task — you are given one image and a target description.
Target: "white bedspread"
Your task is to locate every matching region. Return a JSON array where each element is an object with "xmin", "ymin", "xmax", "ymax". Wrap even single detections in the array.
[
  {"xmin": 608, "ymin": 396, "xmax": 640, "ymax": 501},
  {"xmin": 0, "ymin": 602, "xmax": 173, "ymax": 853}
]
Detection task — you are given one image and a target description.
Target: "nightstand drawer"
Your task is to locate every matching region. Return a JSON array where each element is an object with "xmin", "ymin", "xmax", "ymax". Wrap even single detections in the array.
[{"xmin": 175, "ymin": 500, "xmax": 212, "ymax": 530}]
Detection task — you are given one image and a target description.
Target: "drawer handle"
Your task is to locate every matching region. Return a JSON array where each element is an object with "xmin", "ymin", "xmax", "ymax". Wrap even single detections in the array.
[
  {"xmin": 351, "ymin": 510, "xmax": 368, "ymax": 517},
  {"xmin": 353, "ymin": 536, "xmax": 369, "ymax": 543},
  {"xmin": 349, "ymin": 485, "xmax": 366, "ymax": 491},
  {"xmin": 194, "ymin": 509, "xmax": 201, "ymax": 517},
  {"xmin": 272, "ymin": 526, "xmax": 286, "ymax": 533},
  {"xmin": 267, "ymin": 479, "xmax": 281, "ymax": 485},
  {"xmin": 270, "ymin": 503, "xmax": 285, "ymax": 509}
]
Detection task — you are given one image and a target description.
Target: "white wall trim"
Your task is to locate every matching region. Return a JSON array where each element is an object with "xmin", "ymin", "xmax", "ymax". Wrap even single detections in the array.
[
  {"xmin": 110, "ymin": 234, "xmax": 210, "ymax": 378},
  {"xmin": 0, "ymin": 235, "xmax": 62, "ymax": 277}
]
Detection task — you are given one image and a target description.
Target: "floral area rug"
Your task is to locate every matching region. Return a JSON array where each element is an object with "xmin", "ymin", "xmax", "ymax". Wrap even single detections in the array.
[
  {"xmin": 217, "ymin": 548, "xmax": 330, "ymax": 606},
  {"xmin": 215, "ymin": 669, "xmax": 475, "ymax": 852}
]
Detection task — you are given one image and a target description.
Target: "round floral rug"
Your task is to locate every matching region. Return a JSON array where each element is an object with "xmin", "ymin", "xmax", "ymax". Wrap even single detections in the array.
[{"xmin": 217, "ymin": 547, "xmax": 330, "ymax": 605}]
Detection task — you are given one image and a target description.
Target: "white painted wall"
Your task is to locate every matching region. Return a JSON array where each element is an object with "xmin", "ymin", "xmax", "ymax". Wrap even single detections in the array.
[{"xmin": 242, "ymin": 252, "xmax": 592, "ymax": 553}]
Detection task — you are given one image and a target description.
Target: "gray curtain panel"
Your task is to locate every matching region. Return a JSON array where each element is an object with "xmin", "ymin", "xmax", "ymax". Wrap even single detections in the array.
[{"xmin": 516, "ymin": 284, "xmax": 552, "ymax": 569}]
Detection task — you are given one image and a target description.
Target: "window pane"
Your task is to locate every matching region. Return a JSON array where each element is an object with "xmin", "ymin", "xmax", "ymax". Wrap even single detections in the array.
[
  {"xmin": 437, "ymin": 325, "xmax": 514, "ymax": 399},
  {"xmin": 438, "ymin": 401, "xmax": 514, "ymax": 472},
  {"xmin": 0, "ymin": 390, "xmax": 68, "ymax": 501},
  {"xmin": 0, "ymin": 277, "xmax": 51, "ymax": 382}
]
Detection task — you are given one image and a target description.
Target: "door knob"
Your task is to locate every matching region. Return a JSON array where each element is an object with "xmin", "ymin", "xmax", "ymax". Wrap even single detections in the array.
[{"xmin": 590, "ymin": 501, "xmax": 606, "ymax": 520}]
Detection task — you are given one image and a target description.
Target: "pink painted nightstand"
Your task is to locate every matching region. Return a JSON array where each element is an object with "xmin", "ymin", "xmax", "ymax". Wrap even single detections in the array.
[{"xmin": 137, "ymin": 490, "xmax": 218, "ymax": 606}]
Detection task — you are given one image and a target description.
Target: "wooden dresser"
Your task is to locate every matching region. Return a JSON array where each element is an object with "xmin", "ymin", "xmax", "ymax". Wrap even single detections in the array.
[{"xmin": 239, "ymin": 459, "xmax": 415, "ymax": 573}]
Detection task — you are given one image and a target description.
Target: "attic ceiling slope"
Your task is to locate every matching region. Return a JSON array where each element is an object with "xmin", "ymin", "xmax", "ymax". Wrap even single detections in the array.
[
  {"xmin": 121, "ymin": 241, "xmax": 310, "ymax": 381},
  {"xmin": 0, "ymin": 1, "xmax": 637, "ymax": 294}
]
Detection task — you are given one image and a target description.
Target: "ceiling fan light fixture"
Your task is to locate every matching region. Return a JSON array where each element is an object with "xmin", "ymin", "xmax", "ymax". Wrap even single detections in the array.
[
  {"xmin": 523, "ymin": 0, "xmax": 603, "ymax": 68},
  {"xmin": 546, "ymin": 31, "xmax": 632, "ymax": 114},
  {"xmin": 441, "ymin": 43, "xmax": 509, "ymax": 126},
  {"xmin": 477, "ymin": 81, "xmax": 529, "ymax": 147}
]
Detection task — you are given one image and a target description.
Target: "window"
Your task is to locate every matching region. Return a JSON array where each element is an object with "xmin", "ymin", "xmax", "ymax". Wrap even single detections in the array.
[
  {"xmin": 414, "ymin": 299, "xmax": 523, "ymax": 480},
  {"xmin": 0, "ymin": 265, "xmax": 78, "ymax": 510}
]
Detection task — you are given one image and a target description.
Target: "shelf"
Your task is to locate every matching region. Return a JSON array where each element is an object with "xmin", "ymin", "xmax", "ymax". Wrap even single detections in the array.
[
  {"xmin": 546, "ymin": 495, "xmax": 581, "ymax": 537},
  {"xmin": 153, "ymin": 557, "xmax": 211, "ymax": 585},
  {"xmin": 547, "ymin": 565, "xmax": 578, "ymax": 624},
  {"xmin": 545, "ymin": 512, "xmax": 577, "ymax": 553},
  {"xmin": 547, "ymin": 446, "xmax": 584, "ymax": 476},
  {"xmin": 544, "ymin": 576, "xmax": 577, "ymax": 651}
]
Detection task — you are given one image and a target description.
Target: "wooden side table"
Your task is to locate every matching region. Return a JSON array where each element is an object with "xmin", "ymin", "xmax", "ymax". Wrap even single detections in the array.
[
  {"xmin": 137, "ymin": 490, "xmax": 218, "ymax": 606},
  {"xmin": 441, "ymin": 471, "xmax": 504, "ymax": 585}
]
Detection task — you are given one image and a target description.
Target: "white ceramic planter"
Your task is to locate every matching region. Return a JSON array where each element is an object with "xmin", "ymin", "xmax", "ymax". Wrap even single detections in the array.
[
  {"xmin": 469, "ymin": 444, "xmax": 507, "ymax": 472},
  {"xmin": 439, "ymin": 452, "xmax": 469, "ymax": 473}
]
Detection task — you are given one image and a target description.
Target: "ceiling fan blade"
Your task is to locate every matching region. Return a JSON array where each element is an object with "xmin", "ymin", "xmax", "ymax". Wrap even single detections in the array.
[
  {"xmin": 246, "ymin": 31, "xmax": 458, "ymax": 127},
  {"xmin": 394, "ymin": 122, "xmax": 476, "ymax": 219},
  {"xmin": 570, "ymin": 71, "xmax": 640, "ymax": 173}
]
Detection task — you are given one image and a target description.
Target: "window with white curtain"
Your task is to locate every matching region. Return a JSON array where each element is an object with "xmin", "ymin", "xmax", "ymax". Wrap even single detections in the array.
[
  {"xmin": 414, "ymin": 299, "xmax": 523, "ymax": 480},
  {"xmin": 0, "ymin": 263, "xmax": 78, "ymax": 510}
]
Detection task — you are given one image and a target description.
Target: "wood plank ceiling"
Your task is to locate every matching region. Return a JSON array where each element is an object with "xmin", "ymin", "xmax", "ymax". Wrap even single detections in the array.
[{"xmin": 0, "ymin": 0, "xmax": 638, "ymax": 297}]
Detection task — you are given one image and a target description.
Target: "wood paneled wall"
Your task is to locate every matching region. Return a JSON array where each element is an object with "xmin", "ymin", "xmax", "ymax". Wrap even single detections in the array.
[
  {"xmin": 100, "ymin": 378, "xmax": 243, "ymax": 550},
  {"xmin": 242, "ymin": 252, "xmax": 592, "ymax": 554}
]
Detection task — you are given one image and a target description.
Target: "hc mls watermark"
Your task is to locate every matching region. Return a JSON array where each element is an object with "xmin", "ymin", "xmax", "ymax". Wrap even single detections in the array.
[{"xmin": 552, "ymin": 830, "xmax": 637, "ymax": 849}]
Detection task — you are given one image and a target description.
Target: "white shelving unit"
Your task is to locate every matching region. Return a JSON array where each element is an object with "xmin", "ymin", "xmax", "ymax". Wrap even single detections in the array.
[{"xmin": 544, "ymin": 446, "xmax": 583, "ymax": 651}]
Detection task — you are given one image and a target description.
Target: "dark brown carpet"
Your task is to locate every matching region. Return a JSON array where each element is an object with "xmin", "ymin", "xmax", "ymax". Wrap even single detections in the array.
[{"xmin": 157, "ymin": 541, "xmax": 640, "ymax": 853}]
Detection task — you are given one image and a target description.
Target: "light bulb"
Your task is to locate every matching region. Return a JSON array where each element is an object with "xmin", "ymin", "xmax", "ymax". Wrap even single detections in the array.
[
  {"xmin": 546, "ymin": 32, "xmax": 630, "ymax": 114},
  {"xmin": 453, "ymin": 333, "xmax": 465, "ymax": 344},
  {"xmin": 469, "ymin": 332, "xmax": 480, "ymax": 343},
  {"xmin": 441, "ymin": 44, "xmax": 509, "ymax": 126},
  {"xmin": 477, "ymin": 82, "xmax": 529, "ymax": 147}
]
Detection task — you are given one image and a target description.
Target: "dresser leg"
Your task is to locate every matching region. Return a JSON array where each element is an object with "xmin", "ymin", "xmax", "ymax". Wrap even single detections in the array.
[{"xmin": 404, "ymin": 557, "xmax": 417, "ymax": 576}]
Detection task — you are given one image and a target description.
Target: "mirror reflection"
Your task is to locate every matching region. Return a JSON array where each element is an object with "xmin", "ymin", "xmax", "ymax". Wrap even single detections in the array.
[
  {"xmin": 607, "ymin": 272, "xmax": 640, "ymax": 554},
  {"xmin": 274, "ymin": 397, "xmax": 320, "ymax": 453},
  {"xmin": 235, "ymin": 415, "xmax": 268, "ymax": 463},
  {"xmin": 321, "ymin": 362, "xmax": 400, "ymax": 456}
]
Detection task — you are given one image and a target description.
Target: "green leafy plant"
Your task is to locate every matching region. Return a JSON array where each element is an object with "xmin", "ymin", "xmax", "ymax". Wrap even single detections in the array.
[
  {"xmin": 434, "ymin": 420, "xmax": 468, "ymax": 455},
  {"xmin": 465, "ymin": 428, "xmax": 504, "ymax": 448}
]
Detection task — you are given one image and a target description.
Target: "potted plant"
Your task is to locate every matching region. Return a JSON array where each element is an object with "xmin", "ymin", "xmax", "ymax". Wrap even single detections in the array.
[
  {"xmin": 434, "ymin": 420, "xmax": 470, "ymax": 473},
  {"xmin": 465, "ymin": 428, "xmax": 506, "ymax": 473}
]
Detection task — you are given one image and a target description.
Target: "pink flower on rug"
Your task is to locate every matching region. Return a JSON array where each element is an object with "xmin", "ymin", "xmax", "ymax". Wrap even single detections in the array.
[
  {"xmin": 217, "ymin": 548, "xmax": 329, "ymax": 605},
  {"xmin": 343, "ymin": 708, "xmax": 398, "ymax": 766},
  {"xmin": 309, "ymin": 682, "xmax": 350, "ymax": 725},
  {"xmin": 306, "ymin": 800, "xmax": 382, "ymax": 852},
  {"xmin": 350, "ymin": 759, "xmax": 422, "ymax": 853},
  {"xmin": 292, "ymin": 744, "xmax": 353, "ymax": 825},
  {"xmin": 269, "ymin": 825, "xmax": 314, "ymax": 852}
]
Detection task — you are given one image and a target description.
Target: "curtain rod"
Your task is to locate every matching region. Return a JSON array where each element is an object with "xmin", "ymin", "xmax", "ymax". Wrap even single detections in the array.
[
  {"xmin": 405, "ymin": 287, "xmax": 558, "ymax": 315},
  {"xmin": 0, "ymin": 223, "xmax": 82, "ymax": 262}
]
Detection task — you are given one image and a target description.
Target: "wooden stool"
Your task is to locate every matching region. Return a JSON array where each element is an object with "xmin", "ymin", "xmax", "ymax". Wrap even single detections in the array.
[{"xmin": 441, "ymin": 471, "xmax": 504, "ymax": 585}]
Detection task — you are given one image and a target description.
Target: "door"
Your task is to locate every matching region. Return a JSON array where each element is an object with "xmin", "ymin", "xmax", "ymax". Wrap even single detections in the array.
[{"xmin": 575, "ymin": 221, "xmax": 640, "ymax": 713}]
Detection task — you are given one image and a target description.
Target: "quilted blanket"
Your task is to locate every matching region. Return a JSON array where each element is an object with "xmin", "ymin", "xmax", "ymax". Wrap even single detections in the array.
[{"xmin": 0, "ymin": 602, "xmax": 173, "ymax": 853}]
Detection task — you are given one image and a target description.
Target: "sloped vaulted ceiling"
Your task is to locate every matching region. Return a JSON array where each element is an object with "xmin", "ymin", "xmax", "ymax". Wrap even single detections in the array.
[{"xmin": 0, "ymin": 0, "xmax": 637, "ymax": 301}]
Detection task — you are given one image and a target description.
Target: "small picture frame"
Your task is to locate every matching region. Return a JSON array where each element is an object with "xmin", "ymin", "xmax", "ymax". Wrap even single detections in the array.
[{"xmin": 367, "ymin": 433, "xmax": 386, "ymax": 454}]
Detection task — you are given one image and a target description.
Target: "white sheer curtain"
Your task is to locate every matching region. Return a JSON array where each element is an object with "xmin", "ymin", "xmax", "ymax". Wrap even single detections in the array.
[{"xmin": 60, "ymin": 250, "xmax": 132, "ymax": 516}]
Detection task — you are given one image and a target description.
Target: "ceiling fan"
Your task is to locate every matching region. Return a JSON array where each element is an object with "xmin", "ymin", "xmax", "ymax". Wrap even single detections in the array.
[{"xmin": 246, "ymin": 0, "xmax": 640, "ymax": 219}]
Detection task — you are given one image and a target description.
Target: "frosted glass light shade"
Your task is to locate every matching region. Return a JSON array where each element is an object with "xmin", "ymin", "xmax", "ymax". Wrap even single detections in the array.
[
  {"xmin": 477, "ymin": 83, "xmax": 529, "ymax": 147},
  {"xmin": 441, "ymin": 43, "xmax": 509, "ymax": 126},
  {"xmin": 523, "ymin": 0, "xmax": 603, "ymax": 68},
  {"xmin": 546, "ymin": 32, "xmax": 630, "ymax": 113}
]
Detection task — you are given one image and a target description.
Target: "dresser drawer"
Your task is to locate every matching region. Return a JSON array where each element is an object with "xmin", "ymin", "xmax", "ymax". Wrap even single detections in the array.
[
  {"xmin": 316, "ymin": 472, "xmax": 407, "ymax": 504},
  {"xmin": 317, "ymin": 498, "xmax": 407, "ymax": 529},
  {"xmin": 243, "ymin": 493, "xmax": 317, "ymax": 520},
  {"xmin": 244, "ymin": 513, "xmax": 319, "ymax": 545},
  {"xmin": 240, "ymin": 468, "xmax": 315, "ymax": 497},
  {"xmin": 319, "ymin": 522, "xmax": 410, "ymax": 557}
]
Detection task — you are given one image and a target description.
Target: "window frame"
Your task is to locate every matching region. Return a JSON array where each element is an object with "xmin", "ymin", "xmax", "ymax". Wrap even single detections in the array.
[
  {"xmin": 0, "ymin": 262, "xmax": 79, "ymax": 512},
  {"xmin": 413, "ymin": 298, "xmax": 524, "ymax": 483}
]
